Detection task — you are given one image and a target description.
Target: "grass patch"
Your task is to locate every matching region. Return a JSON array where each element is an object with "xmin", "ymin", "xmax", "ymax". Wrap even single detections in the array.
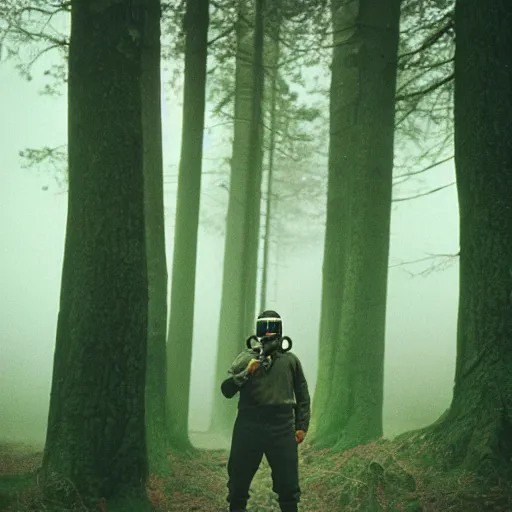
[
  {"xmin": 152, "ymin": 449, "xmax": 228, "ymax": 511},
  {"xmin": 0, "ymin": 444, "xmax": 41, "ymax": 511}
]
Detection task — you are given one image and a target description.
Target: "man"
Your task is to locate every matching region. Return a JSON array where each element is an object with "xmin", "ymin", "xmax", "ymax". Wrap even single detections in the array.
[{"xmin": 221, "ymin": 310, "xmax": 311, "ymax": 512}]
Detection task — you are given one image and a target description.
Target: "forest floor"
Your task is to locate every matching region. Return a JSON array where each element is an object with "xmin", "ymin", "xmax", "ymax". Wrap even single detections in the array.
[{"xmin": 1, "ymin": 432, "xmax": 511, "ymax": 512}]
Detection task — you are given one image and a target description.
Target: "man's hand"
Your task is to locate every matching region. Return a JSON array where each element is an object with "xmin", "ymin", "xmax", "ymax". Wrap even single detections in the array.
[
  {"xmin": 295, "ymin": 430, "xmax": 306, "ymax": 444},
  {"xmin": 247, "ymin": 359, "xmax": 261, "ymax": 374}
]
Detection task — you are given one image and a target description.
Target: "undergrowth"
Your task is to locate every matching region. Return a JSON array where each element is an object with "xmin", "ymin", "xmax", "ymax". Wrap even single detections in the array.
[
  {"xmin": 299, "ymin": 434, "xmax": 512, "ymax": 512},
  {"xmin": 1, "ymin": 435, "xmax": 511, "ymax": 511}
]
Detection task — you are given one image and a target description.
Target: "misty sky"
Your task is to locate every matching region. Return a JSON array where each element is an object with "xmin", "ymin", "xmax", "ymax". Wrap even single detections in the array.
[{"xmin": 0, "ymin": 48, "xmax": 460, "ymax": 444}]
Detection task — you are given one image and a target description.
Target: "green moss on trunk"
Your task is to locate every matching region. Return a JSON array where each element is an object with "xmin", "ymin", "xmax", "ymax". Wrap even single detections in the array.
[
  {"xmin": 311, "ymin": 0, "xmax": 400, "ymax": 450},
  {"xmin": 426, "ymin": 0, "xmax": 512, "ymax": 479},
  {"xmin": 41, "ymin": 0, "xmax": 150, "ymax": 505}
]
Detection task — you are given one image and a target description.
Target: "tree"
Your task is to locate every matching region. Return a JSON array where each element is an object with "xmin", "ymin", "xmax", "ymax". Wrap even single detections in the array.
[
  {"xmin": 424, "ymin": 0, "xmax": 512, "ymax": 478},
  {"xmin": 199, "ymin": 0, "xmax": 457, "ymax": 271},
  {"xmin": 142, "ymin": 0, "xmax": 169, "ymax": 472},
  {"xmin": 1, "ymin": 1, "xmax": 170, "ymax": 471},
  {"xmin": 240, "ymin": 0, "xmax": 265, "ymax": 342},
  {"xmin": 41, "ymin": 1, "xmax": 151, "ymax": 508},
  {"xmin": 259, "ymin": 5, "xmax": 281, "ymax": 308},
  {"xmin": 196, "ymin": 0, "xmax": 329, "ymax": 244},
  {"xmin": 208, "ymin": 0, "xmax": 266, "ymax": 436},
  {"xmin": 166, "ymin": 0, "xmax": 210, "ymax": 450},
  {"xmin": 310, "ymin": 0, "xmax": 401, "ymax": 450}
]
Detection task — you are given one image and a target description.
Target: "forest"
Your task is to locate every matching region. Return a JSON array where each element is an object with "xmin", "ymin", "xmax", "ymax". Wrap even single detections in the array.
[{"xmin": 0, "ymin": 0, "xmax": 511, "ymax": 510}]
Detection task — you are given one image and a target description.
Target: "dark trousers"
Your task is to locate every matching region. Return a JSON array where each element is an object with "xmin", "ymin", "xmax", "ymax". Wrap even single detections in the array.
[{"xmin": 227, "ymin": 405, "xmax": 300, "ymax": 512}]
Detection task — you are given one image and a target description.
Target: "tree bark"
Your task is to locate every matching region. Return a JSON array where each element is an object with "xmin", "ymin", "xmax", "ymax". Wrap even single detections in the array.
[
  {"xmin": 241, "ymin": 0, "xmax": 265, "ymax": 335},
  {"xmin": 427, "ymin": 0, "xmax": 512, "ymax": 478},
  {"xmin": 209, "ymin": 0, "xmax": 264, "ymax": 436},
  {"xmin": 311, "ymin": 0, "xmax": 400, "ymax": 450},
  {"xmin": 259, "ymin": 8, "xmax": 281, "ymax": 311},
  {"xmin": 41, "ymin": 0, "xmax": 150, "ymax": 507},
  {"xmin": 142, "ymin": 0, "xmax": 169, "ymax": 472},
  {"xmin": 166, "ymin": 0, "xmax": 210, "ymax": 450}
]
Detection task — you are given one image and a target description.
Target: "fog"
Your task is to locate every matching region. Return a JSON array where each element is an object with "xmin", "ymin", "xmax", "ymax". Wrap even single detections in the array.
[{"xmin": 0, "ymin": 51, "xmax": 459, "ymax": 445}]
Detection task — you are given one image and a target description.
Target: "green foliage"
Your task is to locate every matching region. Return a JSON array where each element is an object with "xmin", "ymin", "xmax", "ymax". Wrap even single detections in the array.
[
  {"xmin": 160, "ymin": 0, "xmax": 187, "ymax": 90},
  {"xmin": 0, "ymin": 1, "xmax": 69, "ymax": 95},
  {"xmin": 19, "ymin": 145, "xmax": 68, "ymax": 191}
]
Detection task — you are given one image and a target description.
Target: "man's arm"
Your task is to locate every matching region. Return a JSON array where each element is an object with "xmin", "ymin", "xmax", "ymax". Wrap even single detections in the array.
[
  {"xmin": 220, "ymin": 359, "xmax": 260, "ymax": 398},
  {"xmin": 220, "ymin": 369, "xmax": 249, "ymax": 398},
  {"xmin": 293, "ymin": 356, "xmax": 311, "ymax": 433}
]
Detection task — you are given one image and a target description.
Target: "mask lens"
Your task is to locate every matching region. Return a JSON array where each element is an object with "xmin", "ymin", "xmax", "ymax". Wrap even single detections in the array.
[{"xmin": 256, "ymin": 319, "xmax": 280, "ymax": 337}]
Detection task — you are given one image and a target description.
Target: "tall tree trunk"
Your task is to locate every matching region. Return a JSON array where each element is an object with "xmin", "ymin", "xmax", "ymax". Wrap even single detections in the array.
[
  {"xmin": 142, "ymin": 0, "xmax": 169, "ymax": 473},
  {"xmin": 41, "ymin": 0, "xmax": 150, "ymax": 508},
  {"xmin": 311, "ymin": 0, "xmax": 400, "ymax": 450},
  {"xmin": 209, "ymin": 0, "xmax": 264, "ymax": 436},
  {"xmin": 259, "ymin": 8, "xmax": 281, "ymax": 310},
  {"xmin": 427, "ymin": 0, "xmax": 512, "ymax": 478},
  {"xmin": 241, "ymin": 0, "xmax": 265, "ymax": 328},
  {"xmin": 166, "ymin": 0, "xmax": 210, "ymax": 450}
]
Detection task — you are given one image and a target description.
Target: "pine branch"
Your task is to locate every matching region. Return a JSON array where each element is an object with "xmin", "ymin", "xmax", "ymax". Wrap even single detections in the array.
[
  {"xmin": 394, "ymin": 155, "xmax": 454, "ymax": 181},
  {"xmin": 395, "ymin": 73, "xmax": 454, "ymax": 102},
  {"xmin": 398, "ymin": 12, "xmax": 454, "ymax": 61}
]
